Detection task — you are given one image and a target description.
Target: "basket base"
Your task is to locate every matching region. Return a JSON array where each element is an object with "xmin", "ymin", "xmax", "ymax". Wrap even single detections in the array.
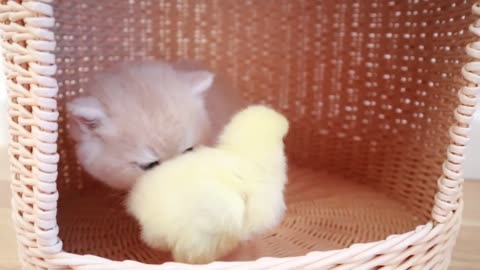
[{"xmin": 57, "ymin": 166, "xmax": 424, "ymax": 263}]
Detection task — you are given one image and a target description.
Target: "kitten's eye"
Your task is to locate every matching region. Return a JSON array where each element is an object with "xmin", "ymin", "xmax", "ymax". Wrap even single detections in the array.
[
  {"xmin": 139, "ymin": 161, "xmax": 160, "ymax": 171},
  {"xmin": 184, "ymin": 147, "xmax": 194, "ymax": 153}
]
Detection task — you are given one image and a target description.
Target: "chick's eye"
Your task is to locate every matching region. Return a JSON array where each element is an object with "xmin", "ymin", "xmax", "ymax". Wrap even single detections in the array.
[
  {"xmin": 183, "ymin": 147, "xmax": 194, "ymax": 153},
  {"xmin": 139, "ymin": 160, "xmax": 160, "ymax": 171}
]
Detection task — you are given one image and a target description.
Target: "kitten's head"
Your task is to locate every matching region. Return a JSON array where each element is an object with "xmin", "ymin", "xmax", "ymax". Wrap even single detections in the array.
[{"xmin": 67, "ymin": 62, "xmax": 213, "ymax": 190}]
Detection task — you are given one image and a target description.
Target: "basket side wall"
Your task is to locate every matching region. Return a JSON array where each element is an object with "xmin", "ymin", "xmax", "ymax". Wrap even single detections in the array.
[{"xmin": 50, "ymin": 1, "xmax": 476, "ymax": 218}]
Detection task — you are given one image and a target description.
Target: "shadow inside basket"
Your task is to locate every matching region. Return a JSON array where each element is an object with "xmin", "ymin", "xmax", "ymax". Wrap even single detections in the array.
[{"xmin": 57, "ymin": 165, "xmax": 426, "ymax": 264}]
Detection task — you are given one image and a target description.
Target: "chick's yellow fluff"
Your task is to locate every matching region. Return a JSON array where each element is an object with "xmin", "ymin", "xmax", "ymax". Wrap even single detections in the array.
[{"xmin": 127, "ymin": 105, "xmax": 289, "ymax": 264}]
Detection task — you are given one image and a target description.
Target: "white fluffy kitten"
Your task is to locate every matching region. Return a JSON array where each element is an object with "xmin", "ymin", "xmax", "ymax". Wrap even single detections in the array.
[{"xmin": 67, "ymin": 60, "xmax": 243, "ymax": 190}]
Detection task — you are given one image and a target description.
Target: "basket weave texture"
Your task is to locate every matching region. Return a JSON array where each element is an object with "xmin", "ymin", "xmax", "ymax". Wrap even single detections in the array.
[{"xmin": 1, "ymin": 0, "xmax": 479, "ymax": 269}]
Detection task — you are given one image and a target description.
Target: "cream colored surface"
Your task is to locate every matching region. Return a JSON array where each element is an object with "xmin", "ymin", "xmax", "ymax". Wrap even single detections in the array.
[
  {"xmin": 0, "ymin": 148, "xmax": 478, "ymax": 269},
  {"xmin": 0, "ymin": 148, "xmax": 18, "ymax": 270}
]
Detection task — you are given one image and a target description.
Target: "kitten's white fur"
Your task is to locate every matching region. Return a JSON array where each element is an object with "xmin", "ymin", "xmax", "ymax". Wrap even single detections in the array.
[{"xmin": 67, "ymin": 60, "xmax": 242, "ymax": 190}]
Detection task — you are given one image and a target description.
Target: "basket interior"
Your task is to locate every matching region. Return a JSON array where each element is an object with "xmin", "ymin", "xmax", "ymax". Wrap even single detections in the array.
[
  {"xmin": 51, "ymin": 0, "xmax": 475, "ymax": 263},
  {"xmin": 58, "ymin": 167, "xmax": 422, "ymax": 262}
]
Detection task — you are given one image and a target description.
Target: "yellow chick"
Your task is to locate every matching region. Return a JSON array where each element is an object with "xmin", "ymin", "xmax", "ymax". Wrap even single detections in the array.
[{"xmin": 126, "ymin": 105, "xmax": 289, "ymax": 264}]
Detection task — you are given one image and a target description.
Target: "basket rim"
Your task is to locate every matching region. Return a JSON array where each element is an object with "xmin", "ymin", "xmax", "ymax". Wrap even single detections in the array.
[{"xmin": 0, "ymin": 0, "xmax": 478, "ymax": 268}]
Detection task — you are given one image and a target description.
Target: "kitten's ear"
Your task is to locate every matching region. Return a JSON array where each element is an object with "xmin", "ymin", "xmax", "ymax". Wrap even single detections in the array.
[
  {"xmin": 67, "ymin": 96, "xmax": 107, "ymax": 134},
  {"xmin": 179, "ymin": 70, "xmax": 215, "ymax": 96}
]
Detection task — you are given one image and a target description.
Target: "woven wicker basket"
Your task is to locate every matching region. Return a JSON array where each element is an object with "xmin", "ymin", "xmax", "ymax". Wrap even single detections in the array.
[{"xmin": 1, "ymin": 0, "xmax": 479, "ymax": 269}]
